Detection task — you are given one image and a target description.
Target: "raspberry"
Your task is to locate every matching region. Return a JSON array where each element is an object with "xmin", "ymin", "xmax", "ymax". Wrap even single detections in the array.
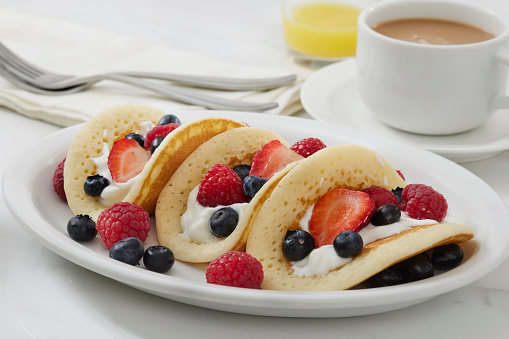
[
  {"xmin": 399, "ymin": 184, "xmax": 448, "ymax": 222},
  {"xmin": 290, "ymin": 137, "xmax": 326, "ymax": 158},
  {"xmin": 206, "ymin": 251, "xmax": 264, "ymax": 289},
  {"xmin": 143, "ymin": 123, "xmax": 179, "ymax": 149},
  {"xmin": 53, "ymin": 157, "xmax": 67, "ymax": 203},
  {"xmin": 96, "ymin": 202, "xmax": 151, "ymax": 249},
  {"xmin": 197, "ymin": 164, "xmax": 249, "ymax": 207},
  {"xmin": 361, "ymin": 186, "xmax": 398, "ymax": 209},
  {"xmin": 396, "ymin": 170, "xmax": 406, "ymax": 181}
]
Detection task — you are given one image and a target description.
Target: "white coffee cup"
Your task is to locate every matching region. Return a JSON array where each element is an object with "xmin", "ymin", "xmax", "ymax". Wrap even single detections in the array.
[{"xmin": 356, "ymin": 0, "xmax": 509, "ymax": 135}]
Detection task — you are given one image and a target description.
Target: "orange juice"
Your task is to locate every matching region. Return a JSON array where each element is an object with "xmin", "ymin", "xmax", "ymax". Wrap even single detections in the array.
[{"xmin": 282, "ymin": 2, "xmax": 362, "ymax": 58}]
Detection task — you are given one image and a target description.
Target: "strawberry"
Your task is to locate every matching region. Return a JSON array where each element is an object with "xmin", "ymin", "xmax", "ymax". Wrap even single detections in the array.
[
  {"xmin": 249, "ymin": 140, "xmax": 303, "ymax": 179},
  {"xmin": 108, "ymin": 138, "xmax": 151, "ymax": 183},
  {"xmin": 309, "ymin": 188, "xmax": 375, "ymax": 247},
  {"xmin": 197, "ymin": 164, "xmax": 249, "ymax": 207}
]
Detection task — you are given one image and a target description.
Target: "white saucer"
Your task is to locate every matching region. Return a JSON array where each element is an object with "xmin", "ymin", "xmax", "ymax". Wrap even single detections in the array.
[{"xmin": 301, "ymin": 58, "xmax": 509, "ymax": 163}]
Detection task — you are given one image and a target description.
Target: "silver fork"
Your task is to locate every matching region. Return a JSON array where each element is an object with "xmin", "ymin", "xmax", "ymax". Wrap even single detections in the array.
[{"xmin": 0, "ymin": 43, "xmax": 295, "ymax": 111}]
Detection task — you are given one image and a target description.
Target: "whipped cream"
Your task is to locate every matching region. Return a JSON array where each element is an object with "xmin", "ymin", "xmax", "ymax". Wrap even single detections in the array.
[
  {"xmin": 179, "ymin": 186, "xmax": 249, "ymax": 243},
  {"xmin": 90, "ymin": 124, "xmax": 154, "ymax": 206},
  {"xmin": 292, "ymin": 209, "xmax": 437, "ymax": 277},
  {"xmin": 92, "ymin": 141, "xmax": 139, "ymax": 206}
]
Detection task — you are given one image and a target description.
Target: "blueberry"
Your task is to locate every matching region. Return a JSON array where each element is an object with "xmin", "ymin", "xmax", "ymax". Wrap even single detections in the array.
[
  {"xmin": 371, "ymin": 203, "xmax": 401, "ymax": 226},
  {"xmin": 150, "ymin": 136, "xmax": 165, "ymax": 154},
  {"xmin": 392, "ymin": 187, "xmax": 403, "ymax": 204},
  {"xmin": 242, "ymin": 175, "xmax": 268, "ymax": 199},
  {"xmin": 333, "ymin": 231, "xmax": 363, "ymax": 258},
  {"xmin": 125, "ymin": 133, "xmax": 145, "ymax": 148},
  {"xmin": 232, "ymin": 164, "xmax": 251, "ymax": 181},
  {"xmin": 282, "ymin": 230, "xmax": 315, "ymax": 261},
  {"xmin": 109, "ymin": 237, "xmax": 144, "ymax": 266},
  {"xmin": 158, "ymin": 114, "xmax": 181, "ymax": 126},
  {"xmin": 83, "ymin": 174, "xmax": 109, "ymax": 197},
  {"xmin": 143, "ymin": 245, "xmax": 175, "ymax": 273},
  {"xmin": 370, "ymin": 266, "xmax": 404, "ymax": 287},
  {"xmin": 209, "ymin": 207, "xmax": 239, "ymax": 238},
  {"xmin": 67, "ymin": 214, "xmax": 97, "ymax": 242},
  {"xmin": 431, "ymin": 244, "xmax": 464, "ymax": 271},
  {"xmin": 399, "ymin": 254, "xmax": 434, "ymax": 283}
]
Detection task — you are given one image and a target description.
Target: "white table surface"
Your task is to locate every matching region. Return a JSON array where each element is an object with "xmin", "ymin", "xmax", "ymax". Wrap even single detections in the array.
[{"xmin": 1, "ymin": 0, "xmax": 509, "ymax": 338}]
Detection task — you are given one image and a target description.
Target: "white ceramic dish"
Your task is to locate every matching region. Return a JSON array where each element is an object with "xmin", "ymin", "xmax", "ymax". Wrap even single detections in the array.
[
  {"xmin": 4, "ymin": 111, "xmax": 509, "ymax": 318},
  {"xmin": 301, "ymin": 59, "xmax": 509, "ymax": 163}
]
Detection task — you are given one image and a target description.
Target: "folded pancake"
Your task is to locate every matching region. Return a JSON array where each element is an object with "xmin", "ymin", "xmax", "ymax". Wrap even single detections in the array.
[
  {"xmin": 155, "ymin": 127, "xmax": 298, "ymax": 263},
  {"xmin": 245, "ymin": 144, "xmax": 475, "ymax": 291},
  {"xmin": 64, "ymin": 104, "xmax": 245, "ymax": 219}
]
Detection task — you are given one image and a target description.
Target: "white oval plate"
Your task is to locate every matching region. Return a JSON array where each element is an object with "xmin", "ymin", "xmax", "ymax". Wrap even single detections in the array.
[
  {"xmin": 3, "ymin": 111, "xmax": 509, "ymax": 317},
  {"xmin": 301, "ymin": 59, "xmax": 509, "ymax": 163}
]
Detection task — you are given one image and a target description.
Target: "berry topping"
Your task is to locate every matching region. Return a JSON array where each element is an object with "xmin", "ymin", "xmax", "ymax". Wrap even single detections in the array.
[
  {"xmin": 282, "ymin": 230, "xmax": 315, "ymax": 261},
  {"xmin": 242, "ymin": 175, "xmax": 268, "ymax": 199},
  {"xmin": 150, "ymin": 136, "xmax": 165, "ymax": 154},
  {"xmin": 108, "ymin": 138, "xmax": 151, "ymax": 183},
  {"xmin": 309, "ymin": 188, "xmax": 375, "ymax": 247},
  {"xmin": 83, "ymin": 174, "xmax": 110, "ymax": 197},
  {"xmin": 144, "ymin": 123, "xmax": 179, "ymax": 149},
  {"xmin": 197, "ymin": 164, "xmax": 249, "ymax": 207},
  {"xmin": 290, "ymin": 137, "xmax": 327, "ymax": 158},
  {"xmin": 209, "ymin": 207, "xmax": 239, "ymax": 238},
  {"xmin": 232, "ymin": 164, "xmax": 251, "ymax": 181},
  {"xmin": 399, "ymin": 184, "xmax": 448, "ymax": 222},
  {"xmin": 370, "ymin": 266, "xmax": 404, "ymax": 287},
  {"xmin": 361, "ymin": 186, "xmax": 398, "ymax": 209},
  {"xmin": 67, "ymin": 214, "xmax": 97, "ymax": 242},
  {"xmin": 143, "ymin": 245, "xmax": 175, "ymax": 273},
  {"xmin": 392, "ymin": 187, "xmax": 404, "ymax": 204},
  {"xmin": 206, "ymin": 251, "xmax": 264, "ymax": 289},
  {"xmin": 158, "ymin": 114, "xmax": 181, "ymax": 126},
  {"xmin": 109, "ymin": 237, "xmax": 144, "ymax": 266},
  {"xmin": 96, "ymin": 202, "xmax": 151, "ymax": 249},
  {"xmin": 371, "ymin": 203, "xmax": 401, "ymax": 226},
  {"xmin": 333, "ymin": 231, "xmax": 363, "ymax": 258},
  {"xmin": 398, "ymin": 253, "xmax": 434, "ymax": 283},
  {"xmin": 249, "ymin": 140, "xmax": 303, "ymax": 180},
  {"xmin": 396, "ymin": 169, "xmax": 406, "ymax": 181},
  {"xmin": 53, "ymin": 157, "xmax": 67, "ymax": 203},
  {"xmin": 431, "ymin": 244, "xmax": 464, "ymax": 270},
  {"xmin": 125, "ymin": 133, "xmax": 145, "ymax": 148}
]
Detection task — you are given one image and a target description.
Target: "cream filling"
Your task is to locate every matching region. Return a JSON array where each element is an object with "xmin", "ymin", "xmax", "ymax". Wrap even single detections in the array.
[
  {"xmin": 179, "ymin": 186, "xmax": 249, "ymax": 243},
  {"xmin": 292, "ymin": 208, "xmax": 437, "ymax": 277},
  {"xmin": 91, "ymin": 123, "xmax": 154, "ymax": 206}
]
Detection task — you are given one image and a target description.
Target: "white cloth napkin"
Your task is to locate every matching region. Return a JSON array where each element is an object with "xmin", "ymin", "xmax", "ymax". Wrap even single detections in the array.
[{"xmin": 0, "ymin": 7, "xmax": 305, "ymax": 127}]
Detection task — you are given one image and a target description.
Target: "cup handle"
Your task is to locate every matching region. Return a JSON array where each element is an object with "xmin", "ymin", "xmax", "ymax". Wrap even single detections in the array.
[{"xmin": 492, "ymin": 48, "xmax": 509, "ymax": 109}]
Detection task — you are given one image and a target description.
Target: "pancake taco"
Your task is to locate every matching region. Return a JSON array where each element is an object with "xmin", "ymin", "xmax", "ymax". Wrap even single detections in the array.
[
  {"xmin": 245, "ymin": 144, "xmax": 475, "ymax": 291},
  {"xmin": 64, "ymin": 104, "xmax": 246, "ymax": 219},
  {"xmin": 155, "ymin": 127, "xmax": 304, "ymax": 263}
]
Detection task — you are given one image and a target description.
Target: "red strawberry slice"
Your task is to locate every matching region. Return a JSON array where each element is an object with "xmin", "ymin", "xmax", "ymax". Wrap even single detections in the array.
[
  {"xmin": 249, "ymin": 140, "xmax": 303, "ymax": 179},
  {"xmin": 309, "ymin": 188, "xmax": 375, "ymax": 247},
  {"xmin": 197, "ymin": 164, "xmax": 249, "ymax": 207},
  {"xmin": 108, "ymin": 138, "xmax": 151, "ymax": 183}
]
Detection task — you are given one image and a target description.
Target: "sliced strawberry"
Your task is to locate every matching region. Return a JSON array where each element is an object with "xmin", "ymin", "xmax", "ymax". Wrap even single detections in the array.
[
  {"xmin": 249, "ymin": 140, "xmax": 303, "ymax": 179},
  {"xmin": 108, "ymin": 138, "xmax": 151, "ymax": 183},
  {"xmin": 309, "ymin": 188, "xmax": 375, "ymax": 247}
]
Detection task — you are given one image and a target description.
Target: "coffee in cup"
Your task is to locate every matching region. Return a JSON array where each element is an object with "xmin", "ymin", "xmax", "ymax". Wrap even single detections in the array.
[{"xmin": 356, "ymin": 0, "xmax": 509, "ymax": 135}]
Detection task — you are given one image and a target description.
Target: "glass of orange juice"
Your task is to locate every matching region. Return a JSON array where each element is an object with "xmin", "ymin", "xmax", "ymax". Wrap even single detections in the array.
[{"xmin": 281, "ymin": 0, "xmax": 378, "ymax": 67}]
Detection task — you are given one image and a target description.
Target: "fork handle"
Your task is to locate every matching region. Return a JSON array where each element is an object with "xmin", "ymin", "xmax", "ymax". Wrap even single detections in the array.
[
  {"xmin": 113, "ymin": 72, "xmax": 297, "ymax": 91},
  {"xmin": 103, "ymin": 74, "xmax": 278, "ymax": 111}
]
